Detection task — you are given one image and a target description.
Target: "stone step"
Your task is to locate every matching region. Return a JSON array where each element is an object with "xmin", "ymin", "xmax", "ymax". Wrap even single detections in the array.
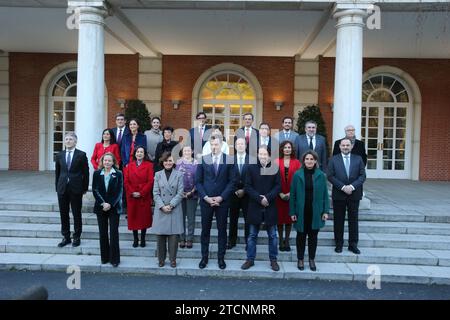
[
  {"xmin": 2, "ymin": 222, "xmax": 450, "ymax": 250},
  {"xmin": 0, "ymin": 236, "xmax": 447, "ymax": 266},
  {"xmin": 1, "ymin": 210, "xmax": 450, "ymax": 235},
  {"xmin": 1, "ymin": 203, "xmax": 449, "ymax": 223},
  {"xmin": 0, "ymin": 252, "xmax": 449, "ymax": 285}
]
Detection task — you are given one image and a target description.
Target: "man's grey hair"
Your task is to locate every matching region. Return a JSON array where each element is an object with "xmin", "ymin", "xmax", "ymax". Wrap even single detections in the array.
[
  {"xmin": 344, "ymin": 125, "xmax": 355, "ymax": 131},
  {"xmin": 305, "ymin": 120, "xmax": 317, "ymax": 128},
  {"xmin": 64, "ymin": 132, "xmax": 78, "ymax": 142}
]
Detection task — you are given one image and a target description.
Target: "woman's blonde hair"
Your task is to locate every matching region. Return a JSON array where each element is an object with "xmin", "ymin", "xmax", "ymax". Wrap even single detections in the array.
[{"xmin": 98, "ymin": 152, "xmax": 118, "ymax": 170}]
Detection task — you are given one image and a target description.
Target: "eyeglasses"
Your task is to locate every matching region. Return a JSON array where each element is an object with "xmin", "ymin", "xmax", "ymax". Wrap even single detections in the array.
[{"xmin": 346, "ymin": 129, "xmax": 355, "ymax": 131}]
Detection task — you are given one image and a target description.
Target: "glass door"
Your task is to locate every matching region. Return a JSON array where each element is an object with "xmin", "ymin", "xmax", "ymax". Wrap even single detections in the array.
[{"xmin": 362, "ymin": 103, "xmax": 410, "ymax": 179}]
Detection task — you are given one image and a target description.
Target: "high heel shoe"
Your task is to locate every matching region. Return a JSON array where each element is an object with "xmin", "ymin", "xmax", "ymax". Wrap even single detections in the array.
[
  {"xmin": 297, "ymin": 259, "xmax": 304, "ymax": 271},
  {"xmin": 170, "ymin": 260, "xmax": 177, "ymax": 268},
  {"xmin": 309, "ymin": 259, "xmax": 317, "ymax": 271}
]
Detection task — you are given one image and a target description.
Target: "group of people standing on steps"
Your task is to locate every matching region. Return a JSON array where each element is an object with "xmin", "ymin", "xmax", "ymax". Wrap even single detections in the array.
[{"xmin": 54, "ymin": 110, "xmax": 366, "ymax": 271}]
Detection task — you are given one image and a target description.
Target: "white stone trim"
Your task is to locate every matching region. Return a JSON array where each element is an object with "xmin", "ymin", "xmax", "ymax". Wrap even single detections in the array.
[
  {"xmin": 363, "ymin": 66, "xmax": 422, "ymax": 181},
  {"xmin": 294, "ymin": 59, "xmax": 319, "ymax": 121},
  {"xmin": 0, "ymin": 53, "xmax": 9, "ymax": 169},
  {"xmin": 191, "ymin": 63, "xmax": 263, "ymax": 127},
  {"xmin": 138, "ymin": 57, "xmax": 162, "ymax": 117}
]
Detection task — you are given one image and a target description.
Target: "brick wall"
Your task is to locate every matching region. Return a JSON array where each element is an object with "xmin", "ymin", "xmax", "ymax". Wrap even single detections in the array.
[
  {"xmin": 319, "ymin": 56, "xmax": 450, "ymax": 181},
  {"xmin": 9, "ymin": 53, "xmax": 139, "ymax": 170},
  {"xmin": 162, "ymin": 55, "xmax": 294, "ymax": 131}
]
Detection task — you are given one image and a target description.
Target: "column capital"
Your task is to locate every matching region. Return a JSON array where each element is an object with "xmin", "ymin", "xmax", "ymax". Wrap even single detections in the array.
[
  {"xmin": 68, "ymin": 0, "xmax": 111, "ymax": 18},
  {"xmin": 333, "ymin": 7, "xmax": 368, "ymax": 29}
]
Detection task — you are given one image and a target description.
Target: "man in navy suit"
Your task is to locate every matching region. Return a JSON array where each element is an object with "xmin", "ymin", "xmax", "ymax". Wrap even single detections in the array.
[
  {"xmin": 332, "ymin": 124, "xmax": 367, "ymax": 166},
  {"xmin": 110, "ymin": 113, "xmax": 130, "ymax": 150},
  {"xmin": 327, "ymin": 138, "xmax": 366, "ymax": 255},
  {"xmin": 196, "ymin": 135, "xmax": 236, "ymax": 270},
  {"xmin": 189, "ymin": 112, "xmax": 211, "ymax": 160},
  {"xmin": 296, "ymin": 120, "xmax": 327, "ymax": 171},
  {"xmin": 234, "ymin": 113, "xmax": 259, "ymax": 159},
  {"xmin": 228, "ymin": 138, "xmax": 250, "ymax": 249},
  {"xmin": 55, "ymin": 132, "xmax": 89, "ymax": 248}
]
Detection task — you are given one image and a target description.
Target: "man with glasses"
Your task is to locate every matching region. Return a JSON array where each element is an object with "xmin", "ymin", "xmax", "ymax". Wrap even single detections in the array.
[
  {"xmin": 332, "ymin": 125, "xmax": 367, "ymax": 166},
  {"xmin": 190, "ymin": 112, "xmax": 211, "ymax": 160},
  {"xmin": 296, "ymin": 120, "xmax": 327, "ymax": 171}
]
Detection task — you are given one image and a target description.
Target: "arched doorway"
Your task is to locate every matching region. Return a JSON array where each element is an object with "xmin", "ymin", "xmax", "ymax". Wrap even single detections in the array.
[
  {"xmin": 39, "ymin": 62, "xmax": 108, "ymax": 170},
  {"xmin": 362, "ymin": 74, "xmax": 413, "ymax": 179},
  {"xmin": 48, "ymin": 69, "xmax": 77, "ymax": 169},
  {"xmin": 192, "ymin": 63, "xmax": 263, "ymax": 149}
]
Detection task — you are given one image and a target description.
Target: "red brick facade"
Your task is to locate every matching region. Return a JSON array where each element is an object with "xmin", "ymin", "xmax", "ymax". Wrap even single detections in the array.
[
  {"xmin": 161, "ymin": 55, "xmax": 294, "ymax": 131},
  {"xmin": 7, "ymin": 53, "xmax": 449, "ymax": 180},
  {"xmin": 319, "ymin": 56, "xmax": 450, "ymax": 181},
  {"xmin": 9, "ymin": 53, "xmax": 139, "ymax": 170}
]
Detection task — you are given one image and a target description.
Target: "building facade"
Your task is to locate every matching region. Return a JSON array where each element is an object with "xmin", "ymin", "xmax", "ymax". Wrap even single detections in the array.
[{"xmin": 0, "ymin": 0, "xmax": 449, "ymax": 180}]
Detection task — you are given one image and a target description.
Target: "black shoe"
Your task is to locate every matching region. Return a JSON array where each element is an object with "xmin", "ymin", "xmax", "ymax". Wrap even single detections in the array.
[
  {"xmin": 285, "ymin": 244, "xmax": 291, "ymax": 252},
  {"xmin": 297, "ymin": 259, "xmax": 304, "ymax": 271},
  {"xmin": 218, "ymin": 258, "xmax": 226, "ymax": 270},
  {"xmin": 348, "ymin": 246, "xmax": 361, "ymax": 254},
  {"xmin": 226, "ymin": 242, "xmax": 235, "ymax": 250},
  {"xmin": 309, "ymin": 259, "xmax": 317, "ymax": 271},
  {"xmin": 101, "ymin": 260, "xmax": 109, "ymax": 264},
  {"xmin": 335, "ymin": 246, "xmax": 343, "ymax": 253},
  {"xmin": 111, "ymin": 262, "xmax": 119, "ymax": 268},
  {"xmin": 279, "ymin": 245, "xmax": 285, "ymax": 252},
  {"xmin": 140, "ymin": 239, "xmax": 146, "ymax": 248},
  {"xmin": 132, "ymin": 239, "xmax": 138, "ymax": 248},
  {"xmin": 72, "ymin": 238, "xmax": 80, "ymax": 247},
  {"xmin": 57, "ymin": 238, "xmax": 71, "ymax": 247},
  {"xmin": 199, "ymin": 257, "xmax": 208, "ymax": 269}
]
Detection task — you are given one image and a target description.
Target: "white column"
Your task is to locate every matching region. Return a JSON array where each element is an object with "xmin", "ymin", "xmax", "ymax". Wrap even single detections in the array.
[
  {"xmin": 332, "ymin": 9, "xmax": 366, "ymax": 143},
  {"xmin": 70, "ymin": 1, "xmax": 108, "ymax": 166}
]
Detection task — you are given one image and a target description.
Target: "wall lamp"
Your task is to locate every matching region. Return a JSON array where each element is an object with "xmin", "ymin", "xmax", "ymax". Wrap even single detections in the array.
[
  {"xmin": 274, "ymin": 101, "xmax": 283, "ymax": 111},
  {"xmin": 172, "ymin": 100, "xmax": 180, "ymax": 110},
  {"xmin": 116, "ymin": 98, "xmax": 126, "ymax": 109}
]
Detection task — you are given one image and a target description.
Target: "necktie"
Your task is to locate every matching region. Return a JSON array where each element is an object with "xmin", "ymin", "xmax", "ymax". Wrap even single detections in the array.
[
  {"xmin": 245, "ymin": 128, "xmax": 250, "ymax": 144},
  {"xmin": 199, "ymin": 127, "xmax": 203, "ymax": 140},
  {"xmin": 66, "ymin": 150, "xmax": 72, "ymax": 170},
  {"xmin": 285, "ymin": 132, "xmax": 289, "ymax": 141},
  {"xmin": 309, "ymin": 136, "xmax": 314, "ymax": 150},
  {"xmin": 117, "ymin": 128, "xmax": 123, "ymax": 145},
  {"xmin": 214, "ymin": 156, "xmax": 219, "ymax": 175},
  {"xmin": 239, "ymin": 156, "xmax": 243, "ymax": 174},
  {"xmin": 344, "ymin": 155, "xmax": 350, "ymax": 178}
]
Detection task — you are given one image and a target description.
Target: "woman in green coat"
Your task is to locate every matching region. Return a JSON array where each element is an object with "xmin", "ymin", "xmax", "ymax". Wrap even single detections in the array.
[{"xmin": 289, "ymin": 150, "xmax": 329, "ymax": 271}]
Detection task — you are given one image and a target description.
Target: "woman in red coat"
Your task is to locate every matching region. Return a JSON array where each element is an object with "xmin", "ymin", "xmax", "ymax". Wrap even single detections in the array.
[
  {"xmin": 124, "ymin": 145, "xmax": 154, "ymax": 248},
  {"xmin": 91, "ymin": 129, "xmax": 121, "ymax": 170},
  {"xmin": 276, "ymin": 140, "xmax": 301, "ymax": 252}
]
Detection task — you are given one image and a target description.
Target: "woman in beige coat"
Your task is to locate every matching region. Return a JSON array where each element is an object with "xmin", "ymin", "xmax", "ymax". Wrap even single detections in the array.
[{"xmin": 151, "ymin": 152, "xmax": 184, "ymax": 267}]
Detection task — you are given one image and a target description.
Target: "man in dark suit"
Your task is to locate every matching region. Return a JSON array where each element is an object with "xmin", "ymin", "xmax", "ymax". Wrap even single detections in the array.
[
  {"xmin": 110, "ymin": 113, "xmax": 130, "ymax": 150},
  {"xmin": 189, "ymin": 112, "xmax": 211, "ymax": 160},
  {"xmin": 234, "ymin": 113, "xmax": 259, "ymax": 160},
  {"xmin": 55, "ymin": 132, "xmax": 89, "ymax": 247},
  {"xmin": 296, "ymin": 120, "xmax": 327, "ymax": 171},
  {"xmin": 327, "ymin": 138, "xmax": 366, "ymax": 255},
  {"xmin": 241, "ymin": 146, "xmax": 281, "ymax": 272},
  {"xmin": 332, "ymin": 124, "xmax": 367, "ymax": 166},
  {"xmin": 228, "ymin": 137, "xmax": 250, "ymax": 249},
  {"xmin": 196, "ymin": 135, "xmax": 236, "ymax": 270}
]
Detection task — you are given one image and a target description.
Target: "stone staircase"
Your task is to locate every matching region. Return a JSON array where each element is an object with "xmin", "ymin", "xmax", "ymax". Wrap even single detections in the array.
[{"xmin": 0, "ymin": 201, "xmax": 450, "ymax": 284}]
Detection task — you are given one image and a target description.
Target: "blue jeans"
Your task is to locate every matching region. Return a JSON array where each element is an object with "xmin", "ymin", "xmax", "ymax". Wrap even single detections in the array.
[{"xmin": 247, "ymin": 224, "xmax": 278, "ymax": 262}]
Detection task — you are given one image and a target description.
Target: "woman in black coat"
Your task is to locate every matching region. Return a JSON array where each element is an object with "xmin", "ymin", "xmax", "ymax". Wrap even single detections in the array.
[
  {"xmin": 242, "ymin": 146, "xmax": 281, "ymax": 272},
  {"xmin": 92, "ymin": 152, "xmax": 123, "ymax": 267}
]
